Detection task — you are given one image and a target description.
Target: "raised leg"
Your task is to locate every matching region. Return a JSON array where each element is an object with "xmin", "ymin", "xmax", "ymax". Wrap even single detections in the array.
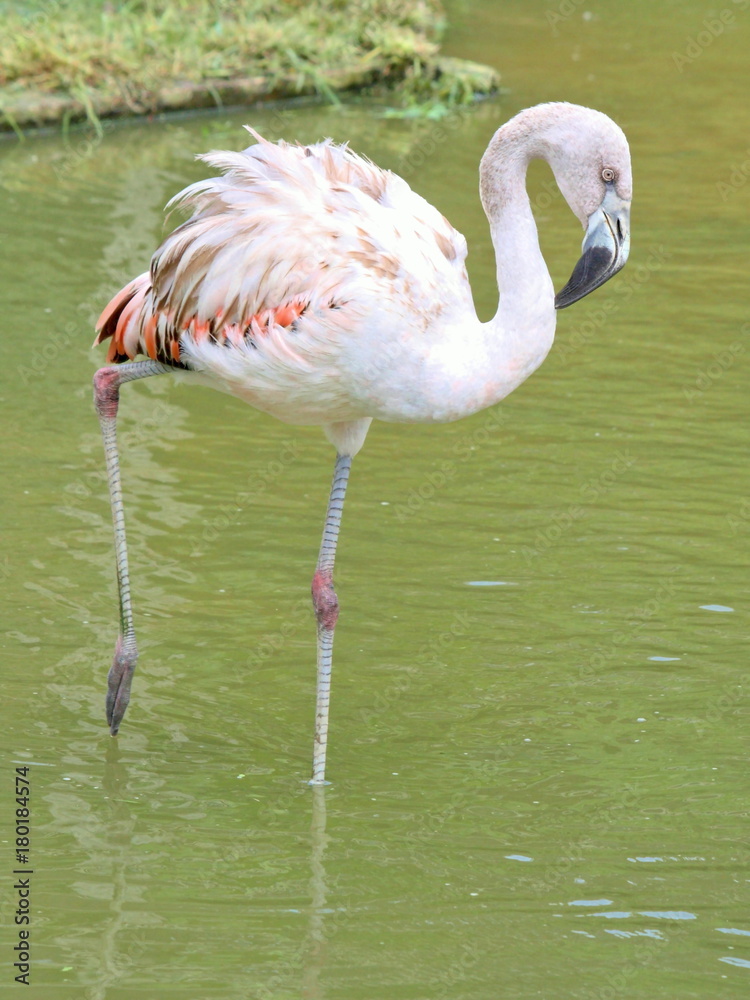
[
  {"xmin": 310, "ymin": 453, "xmax": 352, "ymax": 784},
  {"xmin": 93, "ymin": 361, "xmax": 171, "ymax": 734}
]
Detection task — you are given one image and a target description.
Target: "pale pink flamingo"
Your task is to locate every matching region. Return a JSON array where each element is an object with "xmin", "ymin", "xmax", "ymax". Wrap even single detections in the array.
[{"xmin": 93, "ymin": 102, "xmax": 631, "ymax": 783}]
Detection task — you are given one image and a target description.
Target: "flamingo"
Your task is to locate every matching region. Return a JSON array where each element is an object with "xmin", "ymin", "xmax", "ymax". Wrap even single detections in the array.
[{"xmin": 93, "ymin": 102, "xmax": 631, "ymax": 784}]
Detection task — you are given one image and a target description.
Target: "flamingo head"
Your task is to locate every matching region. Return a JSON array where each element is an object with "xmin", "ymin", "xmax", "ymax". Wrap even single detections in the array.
[{"xmin": 538, "ymin": 104, "xmax": 632, "ymax": 309}]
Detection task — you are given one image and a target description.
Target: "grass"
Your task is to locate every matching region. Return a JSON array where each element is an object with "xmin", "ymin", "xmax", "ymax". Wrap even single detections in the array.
[{"xmin": 0, "ymin": 0, "xmax": 498, "ymax": 130}]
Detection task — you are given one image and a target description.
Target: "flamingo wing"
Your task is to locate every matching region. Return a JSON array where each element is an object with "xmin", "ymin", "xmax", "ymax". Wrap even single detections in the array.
[{"xmin": 94, "ymin": 130, "xmax": 471, "ymax": 367}]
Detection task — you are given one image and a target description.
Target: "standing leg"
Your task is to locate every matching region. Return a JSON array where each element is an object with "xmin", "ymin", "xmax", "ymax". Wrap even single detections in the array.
[
  {"xmin": 93, "ymin": 360, "xmax": 171, "ymax": 734},
  {"xmin": 310, "ymin": 453, "xmax": 352, "ymax": 784}
]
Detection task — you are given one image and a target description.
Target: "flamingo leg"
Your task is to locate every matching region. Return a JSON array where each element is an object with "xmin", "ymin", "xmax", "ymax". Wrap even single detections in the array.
[
  {"xmin": 93, "ymin": 361, "xmax": 171, "ymax": 734},
  {"xmin": 310, "ymin": 453, "xmax": 352, "ymax": 784}
]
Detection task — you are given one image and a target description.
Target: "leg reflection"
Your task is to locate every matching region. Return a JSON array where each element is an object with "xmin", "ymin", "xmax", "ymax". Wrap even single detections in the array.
[{"xmin": 303, "ymin": 785, "xmax": 330, "ymax": 999}]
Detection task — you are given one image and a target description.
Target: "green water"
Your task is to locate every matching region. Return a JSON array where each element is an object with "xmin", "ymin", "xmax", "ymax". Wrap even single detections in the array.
[{"xmin": 2, "ymin": 1, "xmax": 749, "ymax": 996}]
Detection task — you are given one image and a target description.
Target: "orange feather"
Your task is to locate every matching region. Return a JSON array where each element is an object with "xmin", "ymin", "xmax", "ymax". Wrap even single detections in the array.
[
  {"xmin": 114, "ymin": 297, "xmax": 140, "ymax": 359},
  {"xmin": 143, "ymin": 314, "xmax": 158, "ymax": 360},
  {"xmin": 95, "ymin": 279, "xmax": 137, "ymax": 336}
]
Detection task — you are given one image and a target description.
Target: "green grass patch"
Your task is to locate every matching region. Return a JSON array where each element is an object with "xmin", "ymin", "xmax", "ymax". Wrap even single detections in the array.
[{"xmin": 0, "ymin": 0, "xmax": 498, "ymax": 130}]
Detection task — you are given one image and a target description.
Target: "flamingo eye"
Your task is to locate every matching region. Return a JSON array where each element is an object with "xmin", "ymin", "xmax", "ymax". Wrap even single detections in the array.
[{"xmin": 602, "ymin": 167, "xmax": 616, "ymax": 183}]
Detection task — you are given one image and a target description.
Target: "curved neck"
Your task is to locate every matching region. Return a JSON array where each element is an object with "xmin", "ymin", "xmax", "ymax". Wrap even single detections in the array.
[
  {"xmin": 379, "ymin": 132, "xmax": 560, "ymax": 425},
  {"xmin": 480, "ymin": 140, "xmax": 555, "ymax": 329}
]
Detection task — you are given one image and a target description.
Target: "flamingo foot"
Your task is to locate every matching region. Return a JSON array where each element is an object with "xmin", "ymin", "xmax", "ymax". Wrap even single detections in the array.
[{"xmin": 106, "ymin": 632, "xmax": 138, "ymax": 735}]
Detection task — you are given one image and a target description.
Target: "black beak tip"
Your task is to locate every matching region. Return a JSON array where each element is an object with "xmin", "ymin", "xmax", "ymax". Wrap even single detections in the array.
[{"xmin": 555, "ymin": 244, "xmax": 618, "ymax": 310}]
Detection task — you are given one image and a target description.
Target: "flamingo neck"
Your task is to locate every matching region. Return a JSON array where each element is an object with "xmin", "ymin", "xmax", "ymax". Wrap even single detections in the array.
[
  {"xmin": 481, "ymin": 141, "xmax": 556, "ymax": 341},
  {"xmin": 397, "ymin": 151, "xmax": 558, "ymax": 425},
  {"xmin": 452, "ymin": 139, "xmax": 557, "ymax": 413}
]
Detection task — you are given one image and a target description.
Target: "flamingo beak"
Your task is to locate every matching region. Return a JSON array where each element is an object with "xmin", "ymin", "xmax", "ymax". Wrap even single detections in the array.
[{"xmin": 555, "ymin": 191, "xmax": 630, "ymax": 309}]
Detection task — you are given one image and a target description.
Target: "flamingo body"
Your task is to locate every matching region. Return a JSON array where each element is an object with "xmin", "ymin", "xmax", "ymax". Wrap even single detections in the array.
[{"xmin": 96, "ymin": 131, "xmax": 484, "ymax": 430}]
